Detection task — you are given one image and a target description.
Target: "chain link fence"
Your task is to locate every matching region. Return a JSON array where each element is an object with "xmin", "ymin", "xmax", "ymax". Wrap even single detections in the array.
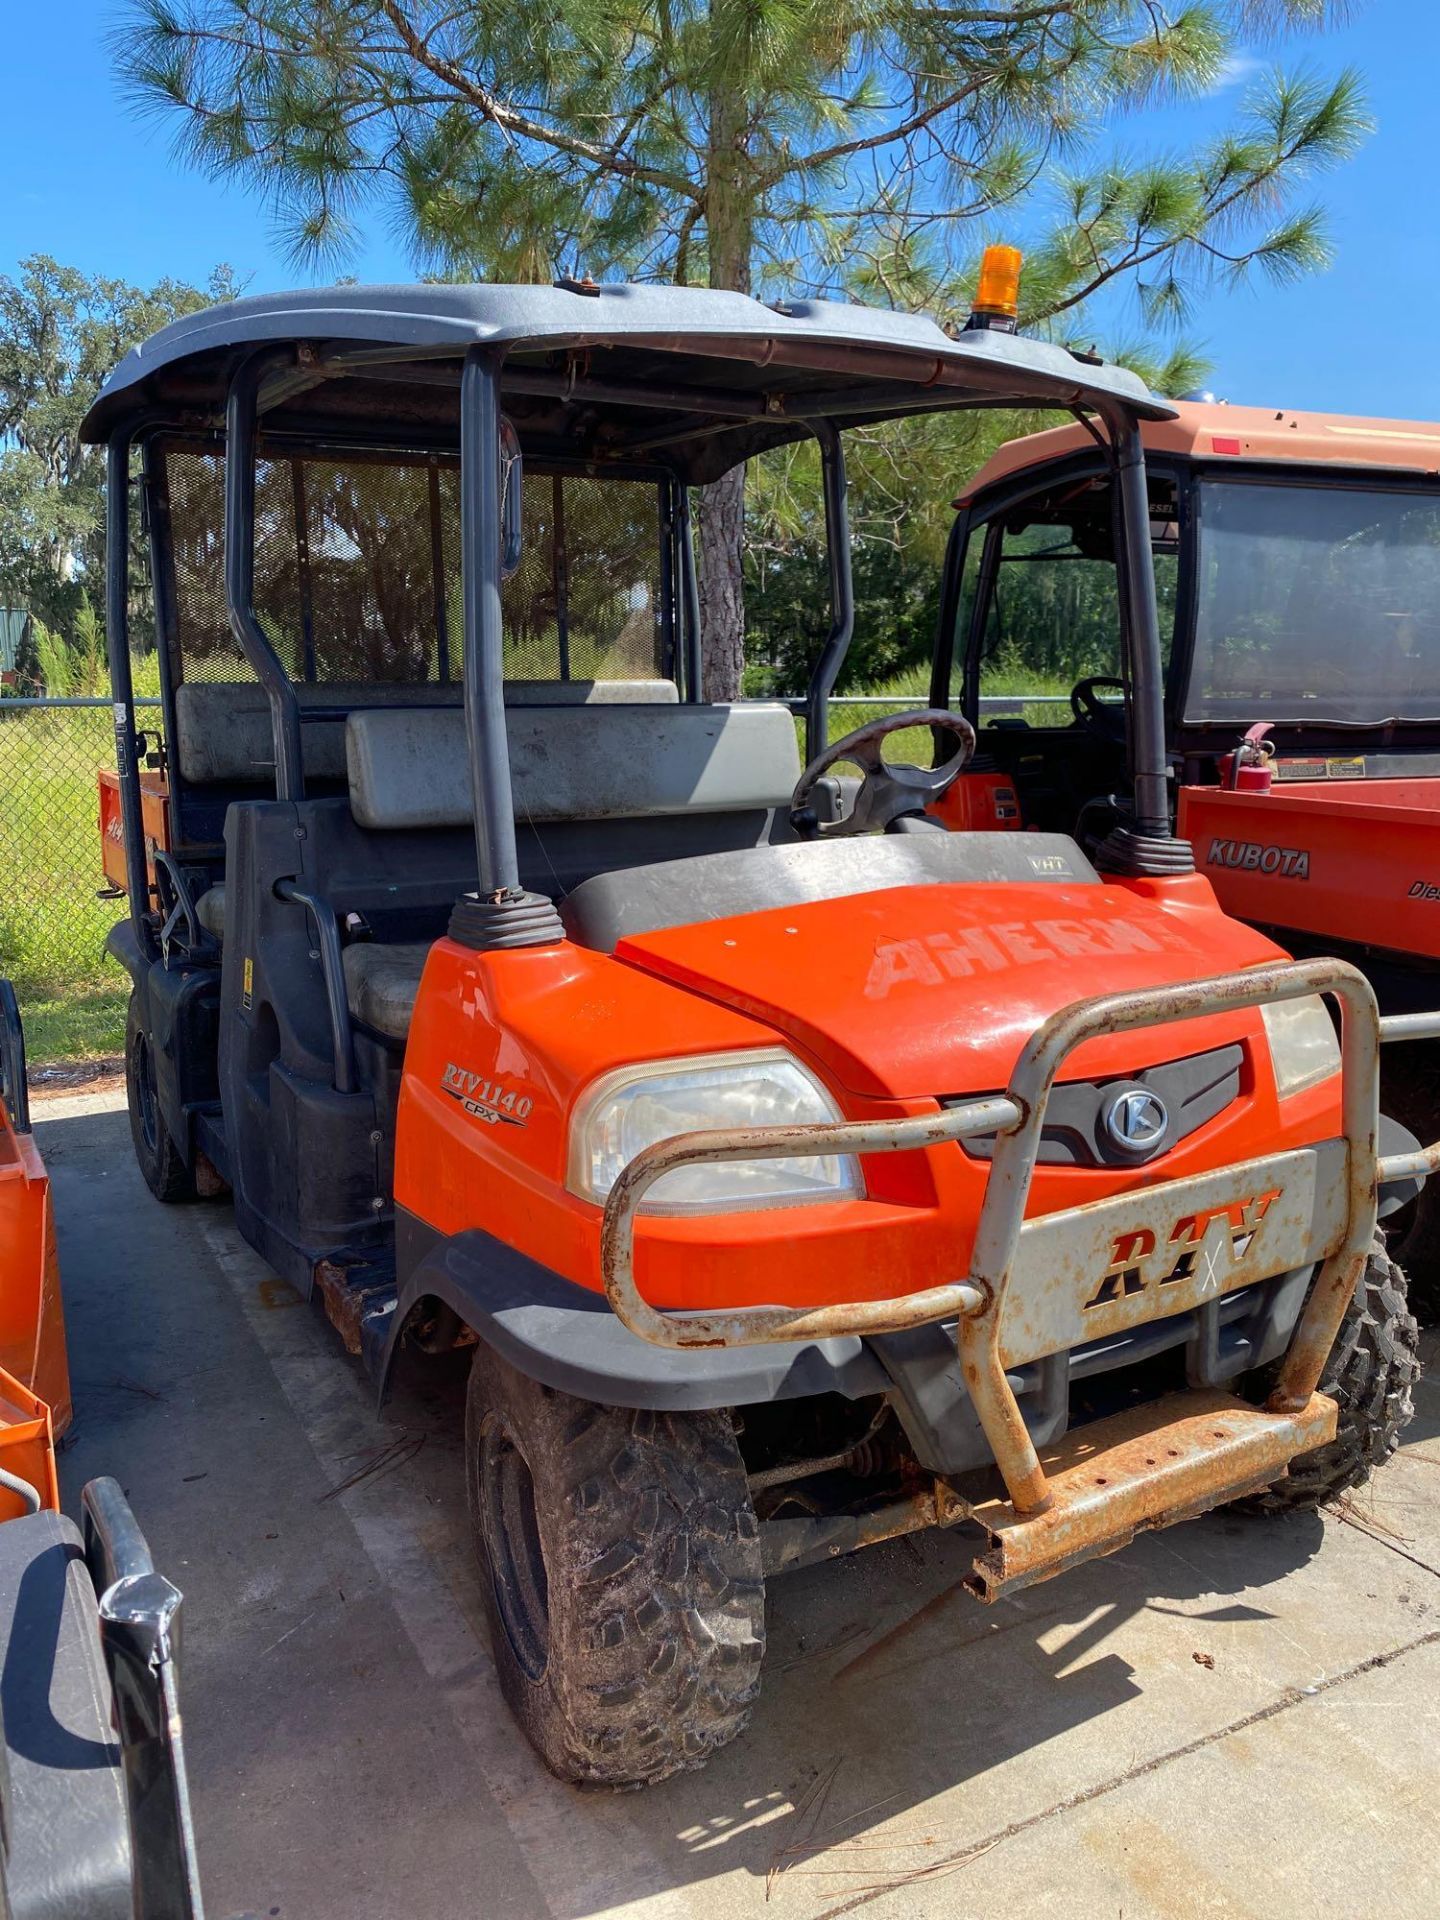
[{"xmin": 0, "ymin": 695, "xmax": 163, "ymax": 1062}]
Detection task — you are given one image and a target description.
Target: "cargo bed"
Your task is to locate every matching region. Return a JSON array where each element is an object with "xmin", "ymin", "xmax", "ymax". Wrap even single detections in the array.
[{"xmin": 1180, "ymin": 778, "xmax": 1440, "ymax": 964}]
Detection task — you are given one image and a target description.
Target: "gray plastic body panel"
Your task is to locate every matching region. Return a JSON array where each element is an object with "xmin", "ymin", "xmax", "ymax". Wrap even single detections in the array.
[
  {"xmin": 0, "ymin": 1512, "xmax": 130, "ymax": 1920},
  {"xmin": 562, "ymin": 829, "xmax": 1099, "ymax": 952},
  {"xmin": 389, "ymin": 1212, "xmax": 891, "ymax": 1410},
  {"xmin": 956, "ymin": 1042, "xmax": 1244, "ymax": 1167}
]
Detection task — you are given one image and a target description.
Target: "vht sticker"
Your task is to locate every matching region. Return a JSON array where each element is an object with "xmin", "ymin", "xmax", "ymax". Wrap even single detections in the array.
[
  {"xmin": 1206, "ymin": 838, "xmax": 1310, "ymax": 880},
  {"xmin": 440, "ymin": 1063, "xmax": 533, "ymax": 1127},
  {"xmin": 1084, "ymin": 1187, "xmax": 1283, "ymax": 1311}
]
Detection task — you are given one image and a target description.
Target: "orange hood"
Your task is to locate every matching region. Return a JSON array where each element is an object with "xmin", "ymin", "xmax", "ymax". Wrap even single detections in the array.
[{"xmin": 613, "ymin": 878, "xmax": 1287, "ymax": 1101}]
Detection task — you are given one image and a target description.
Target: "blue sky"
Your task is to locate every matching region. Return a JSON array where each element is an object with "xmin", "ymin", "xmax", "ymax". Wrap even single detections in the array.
[{"xmin": 4, "ymin": 2, "xmax": 1437, "ymax": 417}]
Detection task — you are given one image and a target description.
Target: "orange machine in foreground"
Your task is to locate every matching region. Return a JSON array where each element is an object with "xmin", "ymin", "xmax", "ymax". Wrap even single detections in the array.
[
  {"xmin": 0, "ymin": 981, "xmax": 69, "ymax": 1516},
  {"xmin": 90, "ymin": 272, "xmax": 1435, "ymax": 1794}
]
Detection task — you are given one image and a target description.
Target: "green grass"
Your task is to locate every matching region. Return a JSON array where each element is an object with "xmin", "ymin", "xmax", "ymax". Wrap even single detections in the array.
[
  {"xmin": 0, "ymin": 706, "xmax": 130, "ymax": 1064},
  {"xmin": 815, "ymin": 662, "xmax": 1073, "ymax": 761},
  {"xmin": 23, "ymin": 987, "xmax": 129, "ymax": 1065}
]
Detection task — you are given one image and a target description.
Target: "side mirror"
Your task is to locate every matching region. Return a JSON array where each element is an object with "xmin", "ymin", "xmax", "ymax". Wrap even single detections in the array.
[{"xmin": 500, "ymin": 416, "xmax": 523, "ymax": 581}]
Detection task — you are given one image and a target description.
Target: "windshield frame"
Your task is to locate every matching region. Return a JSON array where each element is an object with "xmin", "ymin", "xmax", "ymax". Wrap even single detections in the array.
[{"xmin": 932, "ymin": 448, "xmax": 1193, "ymax": 733}]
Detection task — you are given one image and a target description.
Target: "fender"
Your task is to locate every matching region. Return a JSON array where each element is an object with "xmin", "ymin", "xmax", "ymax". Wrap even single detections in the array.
[
  {"xmin": 380, "ymin": 1209, "xmax": 888, "ymax": 1412},
  {"xmin": 104, "ymin": 916, "xmax": 149, "ymax": 989}
]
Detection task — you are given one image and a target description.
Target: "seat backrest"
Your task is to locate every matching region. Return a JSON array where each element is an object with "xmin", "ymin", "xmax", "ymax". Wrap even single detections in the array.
[
  {"xmin": 346, "ymin": 703, "xmax": 801, "ymax": 830},
  {"xmin": 173, "ymin": 678, "xmax": 679, "ymax": 785}
]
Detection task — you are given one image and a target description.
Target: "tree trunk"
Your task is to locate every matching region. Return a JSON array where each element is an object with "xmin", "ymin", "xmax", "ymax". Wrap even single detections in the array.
[{"xmin": 699, "ymin": 69, "xmax": 751, "ymax": 702}]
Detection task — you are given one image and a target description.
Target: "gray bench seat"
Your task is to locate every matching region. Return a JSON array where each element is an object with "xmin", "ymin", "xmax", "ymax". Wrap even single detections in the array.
[
  {"xmin": 174, "ymin": 677, "xmax": 679, "ymax": 785},
  {"xmin": 344, "ymin": 702, "xmax": 801, "ymax": 831}
]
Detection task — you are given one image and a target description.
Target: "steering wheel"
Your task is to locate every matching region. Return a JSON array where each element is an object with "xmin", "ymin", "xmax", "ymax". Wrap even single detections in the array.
[
  {"xmin": 790, "ymin": 709, "xmax": 977, "ymax": 838},
  {"xmin": 1070, "ymin": 675, "xmax": 1128, "ymax": 743}
]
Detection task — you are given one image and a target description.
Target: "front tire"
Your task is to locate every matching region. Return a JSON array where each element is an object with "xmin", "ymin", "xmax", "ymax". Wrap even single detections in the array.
[
  {"xmin": 1242, "ymin": 1237, "xmax": 1420, "ymax": 1515},
  {"xmin": 465, "ymin": 1345, "xmax": 765, "ymax": 1788},
  {"xmin": 125, "ymin": 994, "xmax": 196, "ymax": 1203}
]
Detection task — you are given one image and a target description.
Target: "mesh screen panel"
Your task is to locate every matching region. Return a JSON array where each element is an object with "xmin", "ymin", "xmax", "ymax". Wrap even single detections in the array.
[
  {"xmin": 162, "ymin": 447, "xmax": 667, "ymax": 688},
  {"xmin": 501, "ymin": 474, "xmax": 665, "ymax": 680}
]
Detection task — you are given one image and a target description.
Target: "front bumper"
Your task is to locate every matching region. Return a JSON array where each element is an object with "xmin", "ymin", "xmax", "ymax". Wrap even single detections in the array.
[{"xmin": 600, "ymin": 958, "xmax": 1438, "ymax": 1591}]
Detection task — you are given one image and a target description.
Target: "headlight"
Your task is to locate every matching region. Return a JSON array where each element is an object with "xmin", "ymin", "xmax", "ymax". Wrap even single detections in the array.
[
  {"xmin": 1261, "ymin": 994, "xmax": 1340, "ymax": 1098},
  {"xmin": 568, "ymin": 1049, "xmax": 863, "ymax": 1213}
]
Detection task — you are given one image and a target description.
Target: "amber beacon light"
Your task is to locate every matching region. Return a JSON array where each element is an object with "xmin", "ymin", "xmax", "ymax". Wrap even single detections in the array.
[{"xmin": 968, "ymin": 244, "xmax": 1023, "ymax": 332}]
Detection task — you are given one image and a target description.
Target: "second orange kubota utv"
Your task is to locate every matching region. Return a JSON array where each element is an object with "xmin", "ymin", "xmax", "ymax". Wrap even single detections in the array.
[
  {"xmin": 89, "ymin": 261, "xmax": 1431, "ymax": 1787},
  {"xmin": 935, "ymin": 399, "xmax": 1440, "ymax": 1311}
]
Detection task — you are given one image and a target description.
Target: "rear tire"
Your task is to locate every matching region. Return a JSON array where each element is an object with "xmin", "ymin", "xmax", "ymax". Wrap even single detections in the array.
[
  {"xmin": 1378, "ymin": 1046, "xmax": 1440, "ymax": 1323},
  {"xmin": 125, "ymin": 994, "xmax": 196, "ymax": 1204},
  {"xmin": 464, "ymin": 1345, "xmax": 765, "ymax": 1788},
  {"xmin": 1240, "ymin": 1237, "xmax": 1420, "ymax": 1515}
]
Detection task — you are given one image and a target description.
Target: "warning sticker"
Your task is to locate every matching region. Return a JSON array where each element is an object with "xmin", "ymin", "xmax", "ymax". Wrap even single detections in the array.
[{"xmin": 1274, "ymin": 756, "xmax": 1366, "ymax": 783}]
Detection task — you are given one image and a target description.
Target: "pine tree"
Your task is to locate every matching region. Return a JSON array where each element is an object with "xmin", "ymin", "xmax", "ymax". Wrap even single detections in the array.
[{"xmin": 119, "ymin": 1, "xmax": 1366, "ymax": 694}]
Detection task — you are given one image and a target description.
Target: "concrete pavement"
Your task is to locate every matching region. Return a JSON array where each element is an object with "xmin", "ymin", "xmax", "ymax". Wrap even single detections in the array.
[{"xmin": 41, "ymin": 1089, "xmax": 1440, "ymax": 1920}]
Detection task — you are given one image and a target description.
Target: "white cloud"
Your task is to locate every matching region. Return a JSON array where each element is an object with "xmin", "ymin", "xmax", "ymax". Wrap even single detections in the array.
[{"xmin": 1211, "ymin": 51, "xmax": 1266, "ymax": 93}]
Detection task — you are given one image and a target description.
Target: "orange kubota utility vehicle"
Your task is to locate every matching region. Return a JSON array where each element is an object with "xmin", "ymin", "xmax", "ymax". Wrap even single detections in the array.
[
  {"xmin": 88, "ymin": 269, "xmax": 1429, "ymax": 1787},
  {"xmin": 937, "ymin": 400, "xmax": 1440, "ymax": 1311}
]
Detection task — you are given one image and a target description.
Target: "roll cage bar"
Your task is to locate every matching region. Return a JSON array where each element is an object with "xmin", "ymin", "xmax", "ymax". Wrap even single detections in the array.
[{"xmin": 101, "ymin": 301, "xmax": 1181, "ymax": 960}]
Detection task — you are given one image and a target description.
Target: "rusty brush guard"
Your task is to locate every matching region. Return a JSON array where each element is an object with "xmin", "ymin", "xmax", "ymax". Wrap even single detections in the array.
[{"xmin": 602, "ymin": 960, "xmax": 1426, "ymax": 1584}]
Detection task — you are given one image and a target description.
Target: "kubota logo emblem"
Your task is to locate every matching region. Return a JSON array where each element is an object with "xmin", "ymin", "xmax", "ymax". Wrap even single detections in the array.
[
  {"xmin": 1083, "ymin": 1187, "xmax": 1283, "ymax": 1312},
  {"xmin": 1102, "ymin": 1087, "xmax": 1168, "ymax": 1154}
]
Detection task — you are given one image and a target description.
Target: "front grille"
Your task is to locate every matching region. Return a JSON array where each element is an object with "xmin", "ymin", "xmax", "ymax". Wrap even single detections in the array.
[{"xmin": 946, "ymin": 1042, "xmax": 1244, "ymax": 1168}]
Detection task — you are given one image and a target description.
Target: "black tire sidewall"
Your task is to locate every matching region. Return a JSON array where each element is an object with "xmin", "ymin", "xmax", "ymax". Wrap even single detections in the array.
[
  {"xmin": 125, "ymin": 994, "xmax": 195, "ymax": 1203},
  {"xmin": 464, "ymin": 1344, "xmax": 764, "ymax": 1787}
]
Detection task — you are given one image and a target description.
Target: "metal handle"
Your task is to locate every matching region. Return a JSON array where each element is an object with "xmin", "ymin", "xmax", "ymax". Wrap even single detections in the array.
[
  {"xmin": 82, "ymin": 1477, "xmax": 206, "ymax": 1920},
  {"xmin": 275, "ymin": 880, "xmax": 356, "ymax": 1095}
]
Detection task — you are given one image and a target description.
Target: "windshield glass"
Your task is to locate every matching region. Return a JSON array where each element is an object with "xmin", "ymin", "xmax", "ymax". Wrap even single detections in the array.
[{"xmin": 1186, "ymin": 480, "xmax": 1440, "ymax": 725}]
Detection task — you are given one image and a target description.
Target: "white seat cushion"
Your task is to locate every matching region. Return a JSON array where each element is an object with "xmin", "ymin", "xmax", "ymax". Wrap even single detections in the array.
[
  {"xmin": 346, "ymin": 703, "xmax": 801, "ymax": 831},
  {"xmin": 342, "ymin": 941, "xmax": 432, "ymax": 1039}
]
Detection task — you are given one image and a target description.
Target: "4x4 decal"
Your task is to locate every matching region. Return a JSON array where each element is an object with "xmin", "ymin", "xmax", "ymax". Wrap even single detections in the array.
[{"xmin": 1083, "ymin": 1186, "xmax": 1283, "ymax": 1311}]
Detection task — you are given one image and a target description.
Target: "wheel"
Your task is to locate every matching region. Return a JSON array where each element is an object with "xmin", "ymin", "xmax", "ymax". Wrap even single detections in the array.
[
  {"xmin": 125, "ymin": 993, "xmax": 197, "ymax": 1203},
  {"xmin": 1239, "ymin": 1237, "xmax": 1420, "ymax": 1515},
  {"xmin": 1378, "ymin": 1046, "xmax": 1440, "ymax": 1323},
  {"xmin": 464, "ymin": 1346, "xmax": 765, "ymax": 1787}
]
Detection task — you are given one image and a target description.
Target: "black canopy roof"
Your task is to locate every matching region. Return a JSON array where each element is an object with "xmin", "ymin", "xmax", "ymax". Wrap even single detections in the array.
[{"xmin": 81, "ymin": 281, "xmax": 1175, "ymax": 482}]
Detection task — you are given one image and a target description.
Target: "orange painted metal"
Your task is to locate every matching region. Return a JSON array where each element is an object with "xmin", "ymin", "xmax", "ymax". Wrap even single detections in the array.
[
  {"xmin": 1179, "ymin": 779, "xmax": 1440, "ymax": 965},
  {"xmin": 395, "ymin": 874, "xmax": 1345, "ymax": 1317},
  {"xmin": 956, "ymin": 399, "xmax": 1440, "ymax": 506},
  {"xmin": 926, "ymin": 769, "xmax": 1021, "ymax": 831},
  {"xmin": 0, "ymin": 1365, "xmax": 59, "ymax": 1518},
  {"xmin": 98, "ymin": 764, "xmax": 169, "ymax": 898},
  {"xmin": 0, "ymin": 1092, "xmax": 71, "ymax": 1438}
]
